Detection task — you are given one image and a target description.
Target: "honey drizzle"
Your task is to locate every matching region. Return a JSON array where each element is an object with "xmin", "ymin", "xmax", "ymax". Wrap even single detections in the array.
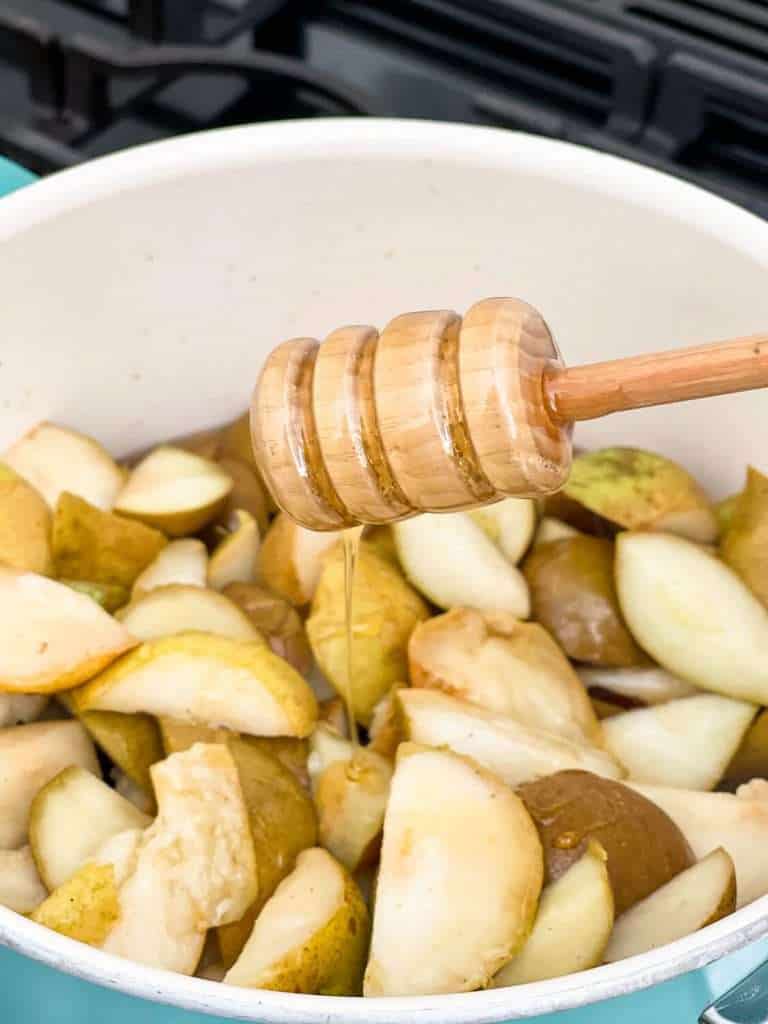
[{"xmin": 342, "ymin": 525, "xmax": 364, "ymax": 747}]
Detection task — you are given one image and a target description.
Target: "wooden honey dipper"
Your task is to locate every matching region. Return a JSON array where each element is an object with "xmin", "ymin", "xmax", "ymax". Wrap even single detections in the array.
[{"xmin": 250, "ymin": 297, "xmax": 768, "ymax": 531}]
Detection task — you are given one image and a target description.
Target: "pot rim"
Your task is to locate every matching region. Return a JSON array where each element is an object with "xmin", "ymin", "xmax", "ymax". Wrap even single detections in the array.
[{"xmin": 1, "ymin": 117, "xmax": 768, "ymax": 1021}]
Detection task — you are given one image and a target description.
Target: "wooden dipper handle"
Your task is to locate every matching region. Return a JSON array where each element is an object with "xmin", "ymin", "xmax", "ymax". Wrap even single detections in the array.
[{"xmin": 250, "ymin": 298, "xmax": 768, "ymax": 531}]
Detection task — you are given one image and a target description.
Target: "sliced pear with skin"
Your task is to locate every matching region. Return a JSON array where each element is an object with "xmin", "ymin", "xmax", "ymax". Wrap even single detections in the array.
[
  {"xmin": 493, "ymin": 840, "xmax": 614, "ymax": 986},
  {"xmin": 524, "ymin": 536, "xmax": 645, "ymax": 667},
  {"xmin": 578, "ymin": 666, "xmax": 699, "ymax": 706},
  {"xmin": 115, "ymin": 446, "xmax": 233, "ymax": 537},
  {"xmin": 308, "ymin": 542, "xmax": 429, "ymax": 725},
  {"xmin": 157, "ymin": 717, "xmax": 231, "ymax": 755},
  {"xmin": 0, "ymin": 846, "xmax": 47, "ymax": 913},
  {"xmin": 393, "ymin": 513, "xmax": 530, "ymax": 617},
  {"xmin": 224, "ymin": 847, "xmax": 369, "ymax": 993},
  {"xmin": 61, "ymin": 580, "xmax": 129, "ymax": 613},
  {"xmin": 0, "ymin": 462, "xmax": 52, "ymax": 574},
  {"xmin": 307, "ymin": 722, "xmax": 355, "ymax": 791},
  {"xmin": 630, "ymin": 782, "xmax": 768, "ymax": 907},
  {"xmin": 131, "ymin": 538, "xmax": 207, "ymax": 599},
  {"xmin": 0, "ymin": 720, "xmax": 99, "ymax": 849},
  {"xmin": 563, "ymin": 447, "xmax": 718, "ymax": 543},
  {"xmin": 469, "ymin": 498, "xmax": 537, "ymax": 564},
  {"xmin": 116, "ymin": 584, "xmax": 264, "ymax": 644},
  {"xmin": 52, "ymin": 491, "xmax": 167, "ymax": 588},
  {"xmin": 3, "ymin": 422, "xmax": 123, "ymax": 511},
  {"xmin": 602, "ymin": 694, "xmax": 755, "ymax": 790},
  {"xmin": 0, "ymin": 693, "xmax": 49, "ymax": 727},
  {"xmin": 223, "ymin": 582, "xmax": 311, "ymax": 675},
  {"xmin": 216, "ymin": 736, "xmax": 317, "ymax": 967},
  {"xmin": 409, "ymin": 609, "xmax": 600, "ymax": 745},
  {"xmin": 237, "ymin": 736, "xmax": 310, "ymax": 789},
  {"xmin": 0, "ymin": 568, "xmax": 136, "ymax": 694},
  {"xmin": 368, "ymin": 684, "xmax": 405, "ymax": 759},
  {"xmin": 616, "ymin": 532, "xmax": 768, "ymax": 704},
  {"xmin": 208, "ymin": 509, "xmax": 260, "ymax": 591},
  {"xmin": 533, "ymin": 517, "xmax": 582, "ymax": 548},
  {"xmin": 29, "ymin": 766, "xmax": 149, "ymax": 890},
  {"xmin": 74, "ymin": 632, "xmax": 318, "ymax": 737},
  {"xmin": 604, "ymin": 848, "xmax": 736, "ymax": 962},
  {"xmin": 399, "ymin": 688, "xmax": 622, "ymax": 788},
  {"xmin": 71, "ymin": 707, "xmax": 162, "ymax": 795},
  {"xmin": 364, "ymin": 744, "xmax": 543, "ymax": 996},
  {"xmin": 100, "ymin": 744, "xmax": 257, "ymax": 973},
  {"xmin": 217, "ymin": 457, "xmax": 270, "ymax": 536},
  {"xmin": 260, "ymin": 513, "xmax": 341, "ymax": 606},
  {"xmin": 313, "ymin": 745, "xmax": 393, "ymax": 872},
  {"xmin": 721, "ymin": 466, "xmax": 768, "ymax": 608}
]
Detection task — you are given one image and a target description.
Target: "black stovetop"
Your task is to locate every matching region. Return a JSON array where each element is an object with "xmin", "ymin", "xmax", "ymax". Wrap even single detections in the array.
[{"xmin": 1, "ymin": 0, "xmax": 768, "ymax": 217}]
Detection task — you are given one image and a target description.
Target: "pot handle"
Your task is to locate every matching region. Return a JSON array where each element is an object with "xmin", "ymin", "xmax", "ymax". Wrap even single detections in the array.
[
  {"xmin": 0, "ymin": 157, "xmax": 37, "ymax": 197},
  {"xmin": 700, "ymin": 959, "xmax": 768, "ymax": 1022}
]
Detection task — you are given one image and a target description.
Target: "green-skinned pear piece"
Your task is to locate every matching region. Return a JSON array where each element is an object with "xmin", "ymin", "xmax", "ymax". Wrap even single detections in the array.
[
  {"xmin": 0, "ymin": 462, "xmax": 52, "ymax": 574},
  {"xmin": 52, "ymin": 491, "xmax": 167, "ymax": 587},
  {"xmin": 493, "ymin": 840, "xmax": 614, "ymax": 986},
  {"xmin": 616, "ymin": 532, "xmax": 768, "ymax": 704},
  {"xmin": 115, "ymin": 446, "xmax": 233, "ymax": 537},
  {"xmin": 61, "ymin": 579, "xmax": 129, "ymax": 612},
  {"xmin": 409, "ymin": 608, "xmax": 600, "ymax": 744},
  {"xmin": 393, "ymin": 513, "xmax": 530, "ymax": 617},
  {"xmin": 0, "ymin": 567, "xmax": 136, "ymax": 693},
  {"xmin": 260, "ymin": 513, "xmax": 341, "ymax": 607},
  {"xmin": 3, "ymin": 422, "xmax": 123, "ymax": 511},
  {"xmin": 0, "ymin": 720, "xmax": 99, "ymax": 849},
  {"xmin": 721, "ymin": 467, "xmax": 768, "ymax": 608},
  {"xmin": 307, "ymin": 542, "xmax": 429, "ymax": 725},
  {"xmin": 223, "ymin": 582, "xmax": 311, "ymax": 675},
  {"xmin": 604, "ymin": 848, "xmax": 735, "ymax": 962},
  {"xmin": 29, "ymin": 766, "xmax": 150, "ymax": 890},
  {"xmin": 224, "ymin": 847, "xmax": 369, "ymax": 994},
  {"xmin": 73, "ymin": 632, "xmax": 318, "ymax": 737},
  {"xmin": 563, "ymin": 448, "xmax": 718, "ymax": 542},
  {"xmin": 364, "ymin": 744, "xmax": 543, "ymax": 996}
]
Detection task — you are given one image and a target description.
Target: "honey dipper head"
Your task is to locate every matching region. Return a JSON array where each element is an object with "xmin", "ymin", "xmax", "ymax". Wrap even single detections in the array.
[{"xmin": 250, "ymin": 297, "xmax": 572, "ymax": 530}]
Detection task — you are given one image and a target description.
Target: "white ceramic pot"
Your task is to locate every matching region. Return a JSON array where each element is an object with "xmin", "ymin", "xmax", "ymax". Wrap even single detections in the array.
[{"xmin": 0, "ymin": 119, "xmax": 767, "ymax": 1024}]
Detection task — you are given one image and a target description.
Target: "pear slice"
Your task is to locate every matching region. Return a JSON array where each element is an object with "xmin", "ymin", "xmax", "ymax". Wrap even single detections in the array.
[
  {"xmin": 115, "ymin": 446, "xmax": 233, "ymax": 537},
  {"xmin": 469, "ymin": 498, "xmax": 537, "ymax": 564},
  {"xmin": 563, "ymin": 448, "xmax": 718, "ymax": 543},
  {"xmin": 157, "ymin": 718, "xmax": 231, "ymax": 755},
  {"xmin": 0, "ymin": 568, "xmax": 136, "ymax": 694},
  {"xmin": 260, "ymin": 513, "xmax": 341, "ymax": 606},
  {"xmin": 208, "ymin": 510, "xmax": 260, "ymax": 591},
  {"xmin": 52, "ymin": 491, "xmax": 167, "ymax": 588},
  {"xmin": 3, "ymin": 422, "xmax": 123, "ymax": 511},
  {"xmin": 314, "ymin": 746, "xmax": 393, "ymax": 872},
  {"xmin": 216, "ymin": 736, "xmax": 317, "ymax": 966},
  {"xmin": 630, "ymin": 782, "xmax": 768, "ymax": 906},
  {"xmin": 493, "ymin": 840, "xmax": 614, "ymax": 986},
  {"xmin": 533, "ymin": 517, "xmax": 581, "ymax": 548},
  {"xmin": 602, "ymin": 695, "xmax": 756, "ymax": 790},
  {"xmin": 409, "ymin": 609, "xmax": 600, "ymax": 745},
  {"xmin": 523, "ymin": 536, "xmax": 645, "ymax": 667},
  {"xmin": 0, "ymin": 463, "xmax": 52, "ymax": 574},
  {"xmin": 68, "ymin": 706, "xmax": 162, "ymax": 795},
  {"xmin": 307, "ymin": 722, "xmax": 354, "ymax": 790},
  {"xmin": 224, "ymin": 847, "xmax": 369, "ymax": 993},
  {"xmin": 577, "ymin": 666, "xmax": 699, "ymax": 706},
  {"xmin": 616, "ymin": 532, "xmax": 768, "ymax": 704},
  {"xmin": 61, "ymin": 580, "xmax": 129, "ymax": 613},
  {"xmin": 364, "ymin": 744, "xmax": 543, "ymax": 996},
  {"xmin": 399, "ymin": 689, "xmax": 622, "ymax": 788},
  {"xmin": 29, "ymin": 766, "xmax": 150, "ymax": 890},
  {"xmin": 0, "ymin": 720, "xmax": 99, "ymax": 849},
  {"xmin": 604, "ymin": 848, "xmax": 736, "ymax": 962},
  {"xmin": 368, "ymin": 684, "xmax": 405, "ymax": 759},
  {"xmin": 0, "ymin": 693, "xmax": 49, "ymax": 727},
  {"xmin": 131, "ymin": 539, "xmax": 207, "ymax": 599},
  {"xmin": 721, "ymin": 466, "xmax": 768, "ymax": 608},
  {"xmin": 717, "ymin": 493, "xmax": 740, "ymax": 537},
  {"xmin": 223, "ymin": 582, "xmax": 311, "ymax": 675},
  {"xmin": 217, "ymin": 457, "xmax": 270, "ymax": 535},
  {"xmin": 393, "ymin": 513, "xmax": 530, "ymax": 617},
  {"xmin": 307, "ymin": 542, "xmax": 429, "ymax": 725},
  {"xmin": 116, "ymin": 584, "xmax": 264, "ymax": 644},
  {"xmin": 0, "ymin": 846, "xmax": 47, "ymax": 913},
  {"xmin": 74, "ymin": 632, "xmax": 318, "ymax": 737}
]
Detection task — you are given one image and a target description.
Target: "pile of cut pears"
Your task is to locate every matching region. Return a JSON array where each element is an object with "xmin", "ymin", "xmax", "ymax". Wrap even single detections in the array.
[{"xmin": 1, "ymin": 417, "xmax": 768, "ymax": 996}]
